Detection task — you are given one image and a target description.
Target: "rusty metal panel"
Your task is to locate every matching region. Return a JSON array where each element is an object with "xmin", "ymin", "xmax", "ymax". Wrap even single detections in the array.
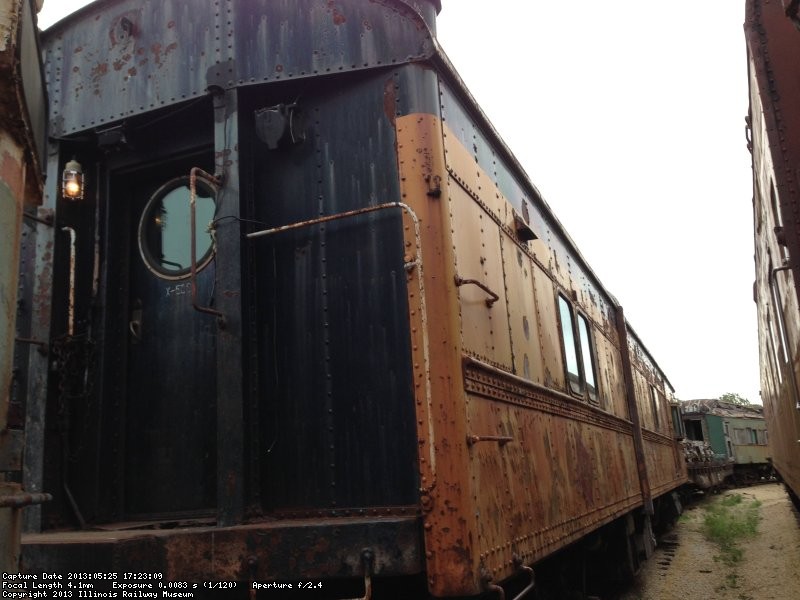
[
  {"xmin": 0, "ymin": 135, "xmax": 23, "ymax": 434},
  {"xmin": 531, "ymin": 263, "xmax": 564, "ymax": 390},
  {"xmin": 449, "ymin": 180, "xmax": 512, "ymax": 370},
  {"xmin": 463, "ymin": 360, "xmax": 641, "ymax": 582},
  {"xmin": 442, "ymin": 120, "xmax": 507, "ymax": 224},
  {"xmin": 44, "ymin": 0, "xmax": 226, "ymax": 136},
  {"xmin": 746, "ymin": 0, "xmax": 800, "ymax": 503},
  {"xmin": 396, "ymin": 113, "xmax": 481, "ymax": 597},
  {"xmin": 1, "ymin": 0, "xmax": 46, "ymax": 571},
  {"xmin": 595, "ymin": 333, "xmax": 628, "ymax": 419},
  {"xmin": 23, "ymin": 516, "xmax": 422, "ymax": 580},
  {"xmin": 0, "ymin": 0, "xmax": 45, "ymax": 203},
  {"xmin": 643, "ymin": 430, "xmax": 688, "ymax": 496},
  {"xmin": 501, "ymin": 232, "xmax": 543, "ymax": 383},
  {"xmin": 439, "ymin": 82, "xmax": 541, "ymax": 240},
  {"xmin": 0, "ymin": 481, "xmax": 22, "ymax": 572},
  {"xmin": 43, "ymin": 0, "xmax": 436, "ymax": 137},
  {"xmin": 21, "ymin": 200, "xmax": 55, "ymax": 533},
  {"xmin": 0, "ymin": 430, "xmax": 23, "ymax": 471},
  {"xmin": 18, "ymin": 0, "xmax": 45, "ymax": 177}
]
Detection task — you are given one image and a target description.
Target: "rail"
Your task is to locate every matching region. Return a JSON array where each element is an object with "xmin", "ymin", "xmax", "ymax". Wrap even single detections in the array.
[
  {"xmin": 189, "ymin": 167, "xmax": 225, "ymax": 323},
  {"xmin": 454, "ymin": 275, "xmax": 499, "ymax": 307},
  {"xmin": 467, "ymin": 434, "xmax": 513, "ymax": 447},
  {"xmin": 0, "ymin": 492, "xmax": 52, "ymax": 508},
  {"xmin": 62, "ymin": 227, "xmax": 76, "ymax": 336}
]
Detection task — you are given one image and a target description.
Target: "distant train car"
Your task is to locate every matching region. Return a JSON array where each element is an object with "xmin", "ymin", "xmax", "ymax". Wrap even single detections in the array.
[
  {"xmin": 746, "ymin": 0, "xmax": 800, "ymax": 508},
  {"xmin": 14, "ymin": 0, "xmax": 686, "ymax": 596},
  {"xmin": 682, "ymin": 399, "xmax": 770, "ymax": 486}
]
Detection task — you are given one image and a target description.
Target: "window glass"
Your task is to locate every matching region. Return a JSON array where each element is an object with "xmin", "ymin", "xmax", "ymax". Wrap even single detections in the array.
[
  {"xmin": 558, "ymin": 295, "xmax": 582, "ymax": 393},
  {"xmin": 139, "ymin": 178, "xmax": 216, "ymax": 279},
  {"xmin": 577, "ymin": 314, "xmax": 597, "ymax": 399},
  {"xmin": 771, "ymin": 274, "xmax": 790, "ymax": 364},
  {"xmin": 733, "ymin": 428, "xmax": 752, "ymax": 445},
  {"xmin": 671, "ymin": 406, "xmax": 682, "ymax": 437},
  {"xmin": 767, "ymin": 309, "xmax": 784, "ymax": 385},
  {"xmin": 650, "ymin": 386, "xmax": 660, "ymax": 429}
]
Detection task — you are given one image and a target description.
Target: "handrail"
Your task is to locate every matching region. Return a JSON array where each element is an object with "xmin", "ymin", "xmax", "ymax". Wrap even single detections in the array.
[
  {"xmin": 0, "ymin": 492, "xmax": 53, "ymax": 508},
  {"xmin": 247, "ymin": 201, "xmax": 438, "ymax": 492},
  {"xmin": 62, "ymin": 227, "xmax": 76, "ymax": 336},
  {"xmin": 454, "ymin": 275, "xmax": 499, "ymax": 307},
  {"xmin": 189, "ymin": 167, "xmax": 224, "ymax": 323}
]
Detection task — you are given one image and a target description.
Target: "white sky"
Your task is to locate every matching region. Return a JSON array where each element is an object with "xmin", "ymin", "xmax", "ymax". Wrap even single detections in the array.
[{"xmin": 36, "ymin": 1, "xmax": 760, "ymax": 404}]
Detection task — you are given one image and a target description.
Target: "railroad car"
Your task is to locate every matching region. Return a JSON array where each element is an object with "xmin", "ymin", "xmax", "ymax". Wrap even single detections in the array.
[
  {"xmin": 0, "ymin": 0, "xmax": 47, "ymax": 573},
  {"xmin": 682, "ymin": 399, "xmax": 769, "ymax": 486},
  {"xmin": 13, "ymin": 0, "xmax": 687, "ymax": 596},
  {"xmin": 746, "ymin": 0, "xmax": 800, "ymax": 508}
]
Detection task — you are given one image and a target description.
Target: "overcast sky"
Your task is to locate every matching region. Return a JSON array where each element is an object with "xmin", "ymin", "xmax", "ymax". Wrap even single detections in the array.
[{"xmin": 36, "ymin": 1, "xmax": 760, "ymax": 404}]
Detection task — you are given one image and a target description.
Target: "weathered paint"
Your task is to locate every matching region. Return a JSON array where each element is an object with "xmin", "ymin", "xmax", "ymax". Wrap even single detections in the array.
[
  {"xmin": 397, "ymin": 110, "xmax": 684, "ymax": 594},
  {"xmin": 2, "ymin": 0, "xmax": 46, "ymax": 574},
  {"xmin": 21, "ymin": 0, "xmax": 689, "ymax": 594},
  {"xmin": 746, "ymin": 0, "xmax": 800, "ymax": 503},
  {"xmin": 23, "ymin": 515, "xmax": 422, "ymax": 580},
  {"xmin": 0, "ymin": 134, "xmax": 24, "ymax": 434},
  {"xmin": 397, "ymin": 112, "xmax": 479, "ymax": 595},
  {"xmin": 43, "ymin": 0, "xmax": 437, "ymax": 137}
]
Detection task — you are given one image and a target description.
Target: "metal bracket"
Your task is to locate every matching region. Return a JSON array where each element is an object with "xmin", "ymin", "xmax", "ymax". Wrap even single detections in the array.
[
  {"xmin": 425, "ymin": 174, "xmax": 441, "ymax": 198},
  {"xmin": 513, "ymin": 212, "xmax": 536, "ymax": 242},
  {"xmin": 481, "ymin": 559, "xmax": 534, "ymax": 600},
  {"xmin": 467, "ymin": 434, "xmax": 513, "ymax": 447},
  {"xmin": 15, "ymin": 337, "xmax": 48, "ymax": 355},
  {"xmin": 454, "ymin": 275, "xmax": 499, "ymax": 307},
  {"xmin": 340, "ymin": 549, "xmax": 374, "ymax": 600}
]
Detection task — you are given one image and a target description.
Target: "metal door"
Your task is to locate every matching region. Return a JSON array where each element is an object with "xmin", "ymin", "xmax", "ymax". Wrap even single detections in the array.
[{"xmin": 122, "ymin": 170, "xmax": 218, "ymax": 517}]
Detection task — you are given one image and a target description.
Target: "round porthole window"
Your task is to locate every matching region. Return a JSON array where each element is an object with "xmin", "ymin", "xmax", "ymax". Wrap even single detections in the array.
[{"xmin": 138, "ymin": 176, "xmax": 218, "ymax": 280}]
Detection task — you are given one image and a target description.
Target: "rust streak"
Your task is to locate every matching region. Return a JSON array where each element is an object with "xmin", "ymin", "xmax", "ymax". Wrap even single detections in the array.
[
  {"xmin": 151, "ymin": 42, "xmax": 163, "ymax": 67},
  {"xmin": 326, "ymin": 0, "xmax": 347, "ymax": 25},
  {"xmin": 90, "ymin": 62, "xmax": 108, "ymax": 82},
  {"xmin": 383, "ymin": 77, "xmax": 397, "ymax": 126}
]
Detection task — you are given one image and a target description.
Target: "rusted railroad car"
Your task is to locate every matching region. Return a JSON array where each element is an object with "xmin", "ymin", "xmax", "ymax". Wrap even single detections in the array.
[
  {"xmin": 1, "ymin": 0, "xmax": 48, "ymax": 573},
  {"xmin": 746, "ymin": 0, "xmax": 800, "ymax": 509},
  {"xmin": 15, "ymin": 0, "xmax": 686, "ymax": 596},
  {"xmin": 682, "ymin": 399, "xmax": 771, "ymax": 487}
]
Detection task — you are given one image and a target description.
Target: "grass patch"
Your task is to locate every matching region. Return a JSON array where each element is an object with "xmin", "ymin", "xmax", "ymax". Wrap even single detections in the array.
[{"xmin": 702, "ymin": 493, "xmax": 762, "ymax": 566}]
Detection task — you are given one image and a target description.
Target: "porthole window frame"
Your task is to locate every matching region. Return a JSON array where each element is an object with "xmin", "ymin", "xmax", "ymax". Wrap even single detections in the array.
[{"xmin": 137, "ymin": 175, "xmax": 219, "ymax": 281}]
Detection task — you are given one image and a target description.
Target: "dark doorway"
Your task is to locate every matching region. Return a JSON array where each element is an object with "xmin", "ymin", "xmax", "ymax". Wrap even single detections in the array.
[{"xmin": 112, "ymin": 155, "xmax": 218, "ymax": 518}]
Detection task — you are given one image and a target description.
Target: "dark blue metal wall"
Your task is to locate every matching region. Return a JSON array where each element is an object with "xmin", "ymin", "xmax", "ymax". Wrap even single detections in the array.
[
  {"xmin": 244, "ymin": 70, "xmax": 418, "ymax": 511},
  {"xmin": 43, "ymin": 0, "xmax": 436, "ymax": 136}
]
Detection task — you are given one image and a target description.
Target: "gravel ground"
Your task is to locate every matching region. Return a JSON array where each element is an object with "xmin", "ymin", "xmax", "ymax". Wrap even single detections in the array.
[{"xmin": 617, "ymin": 483, "xmax": 800, "ymax": 600}]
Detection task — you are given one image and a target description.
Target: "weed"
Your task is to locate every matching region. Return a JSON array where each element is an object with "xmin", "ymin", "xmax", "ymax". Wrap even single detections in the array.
[{"xmin": 701, "ymin": 493, "xmax": 762, "ymax": 566}]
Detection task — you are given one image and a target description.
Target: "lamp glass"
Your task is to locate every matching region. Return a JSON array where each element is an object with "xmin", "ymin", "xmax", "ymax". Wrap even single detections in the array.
[{"xmin": 62, "ymin": 160, "xmax": 84, "ymax": 200}]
